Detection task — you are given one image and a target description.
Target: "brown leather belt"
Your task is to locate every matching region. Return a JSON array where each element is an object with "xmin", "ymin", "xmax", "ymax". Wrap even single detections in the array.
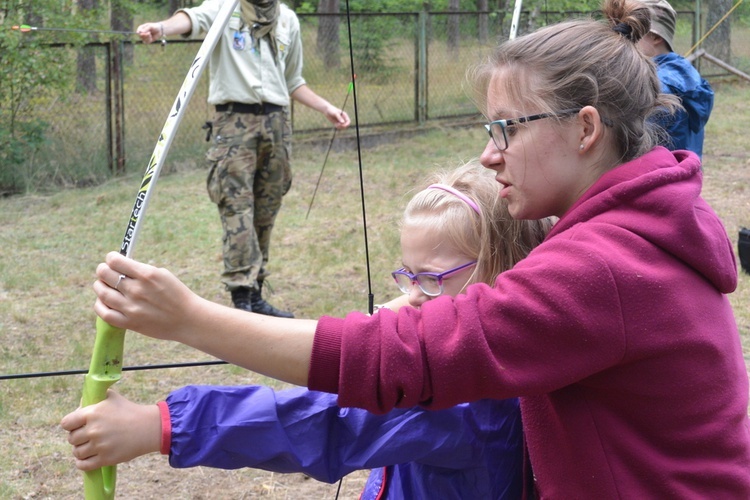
[{"xmin": 215, "ymin": 102, "xmax": 283, "ymax": 114}]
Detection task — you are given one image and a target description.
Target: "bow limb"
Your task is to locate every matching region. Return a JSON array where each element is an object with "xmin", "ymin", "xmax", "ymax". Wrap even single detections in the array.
[
  {"xmin": 78, "ymin": 1, "xmax": 239, "ymax": 498},
  {"xmin": 509, "ymin": 0, "xmax": 523, "ymax": 40}
]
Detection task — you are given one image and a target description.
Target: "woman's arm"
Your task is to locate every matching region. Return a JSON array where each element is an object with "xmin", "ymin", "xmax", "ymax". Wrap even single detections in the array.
[{"xmin": 94, "ymin": 252, "xmax": 316, "ymax": 386}]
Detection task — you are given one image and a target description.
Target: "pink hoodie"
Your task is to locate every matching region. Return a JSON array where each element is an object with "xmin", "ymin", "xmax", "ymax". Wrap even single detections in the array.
[{"xmin": 310, "ymin": 147, "xmax": 750, "ymax": 498}]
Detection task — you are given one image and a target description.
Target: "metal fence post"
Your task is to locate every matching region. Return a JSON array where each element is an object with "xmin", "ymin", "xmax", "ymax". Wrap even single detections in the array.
[
  {"xmin": 113, "ymin": 40, "xmax": 126, "ymax": 174},
  {"xmin": 105, "ymin": 42, "xmax": 114, "ymax": 174},
  {"xmin": 417, "ymin": 9, "xmax": 428, "ymax": 125}
]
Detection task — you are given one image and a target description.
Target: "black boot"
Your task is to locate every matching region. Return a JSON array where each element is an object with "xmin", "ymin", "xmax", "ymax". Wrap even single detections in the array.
[
  {"xmin": 230, "ymin": 287, "xmax": 253, "ymax": 312},
  {"xmin": 251, "ymin": 281, "xmax": 294, "ymax": 318}
]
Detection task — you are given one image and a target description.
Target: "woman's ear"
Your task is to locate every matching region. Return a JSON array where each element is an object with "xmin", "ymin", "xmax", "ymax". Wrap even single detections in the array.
[{"xmin": 577, "ymin": 106, "xmax": 606, "ymax": 154}]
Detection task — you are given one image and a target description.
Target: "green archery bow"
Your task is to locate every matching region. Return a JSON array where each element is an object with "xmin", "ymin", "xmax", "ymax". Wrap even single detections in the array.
[{"xmin": 79, "ymin": 1, "xmax": 239, "ymax": 498}]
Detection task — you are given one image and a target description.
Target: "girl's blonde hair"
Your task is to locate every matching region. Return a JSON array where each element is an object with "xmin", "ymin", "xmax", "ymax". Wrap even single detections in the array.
[
  {"xmin": 470, "ymin": 0, "xmax": 679, "ymax": 163},
  {"xmin": 402, "ymin": 161, "xmax": 551, "ymax": 288}
]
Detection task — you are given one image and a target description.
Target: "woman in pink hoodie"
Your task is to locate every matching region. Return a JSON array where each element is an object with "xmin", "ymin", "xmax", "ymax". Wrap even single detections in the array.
[{"xmin": 69, "ymin": 0, "xmax": 750, "ymax": 496}]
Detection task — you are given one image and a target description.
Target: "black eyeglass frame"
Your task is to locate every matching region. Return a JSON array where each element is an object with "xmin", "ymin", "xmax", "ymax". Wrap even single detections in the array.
[{"xmin": 484, "ymin": 108, "xmax": 582, "ymax": 151}]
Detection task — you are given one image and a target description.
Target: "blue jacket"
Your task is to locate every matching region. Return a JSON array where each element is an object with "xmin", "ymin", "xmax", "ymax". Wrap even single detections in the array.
[
  {"xmin": 166, "ymin": 385, "xmax": 523, "ymax": 499},
  {"xmin": 653, "ymin": 52, "xmax": 714, "ymax": 158}
]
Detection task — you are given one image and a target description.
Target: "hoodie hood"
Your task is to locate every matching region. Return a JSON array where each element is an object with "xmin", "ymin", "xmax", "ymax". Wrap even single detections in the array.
[{"xmin": 551, "ymin": 147, "xmax": 737, "ymax": 293}]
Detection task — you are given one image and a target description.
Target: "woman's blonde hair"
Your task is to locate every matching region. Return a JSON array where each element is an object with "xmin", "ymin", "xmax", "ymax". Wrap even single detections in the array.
[
  {"xmin": 471, "ymin": 0, "xmax": 679, "ymax": 163},
  {"xmin": 402, "ymin": 161, "xmax": 551, "ymax": 288}
]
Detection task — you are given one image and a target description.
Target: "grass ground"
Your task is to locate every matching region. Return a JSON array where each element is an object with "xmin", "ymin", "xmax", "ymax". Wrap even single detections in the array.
[{"xmin": 0, "ymin": 80, "xmax": 748, "ymax": 498}]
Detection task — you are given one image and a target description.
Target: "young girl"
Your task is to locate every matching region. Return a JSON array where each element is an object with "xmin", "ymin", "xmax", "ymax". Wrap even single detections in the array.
[
  {"xmin": 63, "ymin": 162, "xmax": 551, "ymax": 499},
  {"xmin": 72, "ymin": 0, "xmax": 750, "ymax": 496}
]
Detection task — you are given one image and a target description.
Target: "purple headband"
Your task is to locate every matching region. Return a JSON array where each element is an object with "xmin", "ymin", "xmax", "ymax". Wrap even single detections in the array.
[{"xmin": 426, "ymin": 184, "xmax": 481, "ymax": 215}]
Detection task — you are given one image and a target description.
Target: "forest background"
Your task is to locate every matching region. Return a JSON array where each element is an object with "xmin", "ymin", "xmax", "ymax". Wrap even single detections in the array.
[{"xmin": 2, "ymin": 0, "xmax": 749, "ymax": 193}]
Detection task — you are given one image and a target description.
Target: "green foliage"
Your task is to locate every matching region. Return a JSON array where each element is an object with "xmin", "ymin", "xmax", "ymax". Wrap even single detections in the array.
[
  {"xmin": 348, "ymin": 0, "xmax": 427, "ymax": 11},
  {"xmin": 295, "ymin": 1, "xmax": 318, "ymax": 13},
  {"xmin": 0, "ymin": 120, "xmax": 49, "ymax": 194},
  {"xmin": 0, "ymin": 17, "xmax": 71, "ymax": 194},
  {"xmin": 345, "ymin": 16, "xmax": 405, "ymax": 79},
  {"xmin": 2, "ymin": 0, "xmax": 750, "ymax": 195},
  {"xmin": 343, "ymin": 0, "xmax": 601, "ymax": 13},
  {"xmin": 730, "ymin": 1, "xmax": 750, "ymax": 27},
  {"xmin": 535, "ymin": 0, "xmax": 601, "ymax": 13},
  {"xmin": 0, "ymin": 0, "xmax": 139, "ymax": 194}
]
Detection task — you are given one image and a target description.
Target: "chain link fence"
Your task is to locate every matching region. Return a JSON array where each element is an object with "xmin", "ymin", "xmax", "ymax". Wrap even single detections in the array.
[{"xmin": 3, "ymin": 7, "xmax": 745, "ymax": 193}]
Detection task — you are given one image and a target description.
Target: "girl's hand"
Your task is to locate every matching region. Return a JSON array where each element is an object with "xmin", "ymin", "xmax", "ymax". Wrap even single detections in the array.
[{"xmin": 61, "ymin": 390, "xmax": 162, "ymax": 470}]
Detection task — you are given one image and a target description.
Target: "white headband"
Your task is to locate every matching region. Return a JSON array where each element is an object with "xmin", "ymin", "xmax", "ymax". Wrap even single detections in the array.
[{"xmin": 426, "ymin": 184, "xmax": 481, "ymax": 215}]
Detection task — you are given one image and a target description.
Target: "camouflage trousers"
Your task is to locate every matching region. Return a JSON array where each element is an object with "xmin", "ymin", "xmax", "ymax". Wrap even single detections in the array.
[{"xmin": 205, "ymin": 107, "xmax": 292, "ymax": 292}]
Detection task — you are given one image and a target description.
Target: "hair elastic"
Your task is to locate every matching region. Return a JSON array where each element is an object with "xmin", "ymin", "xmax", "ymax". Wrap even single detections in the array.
[
  {"xmin": 427, "ymin": 184, "xmax": 482, "ymax": 215},
  {"xmin": 612, "ymin": 22, "xmax": 633, "ymax": 40}
]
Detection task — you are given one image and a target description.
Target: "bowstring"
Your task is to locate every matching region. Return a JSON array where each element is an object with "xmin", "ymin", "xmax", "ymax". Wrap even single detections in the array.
[
  {"xmin": 333, "ymin": 1, "xmax": 373, "ymax": 498},
  {"xmin": 343, "ymin": 0, "xmax": 374, "ymax": 316}
]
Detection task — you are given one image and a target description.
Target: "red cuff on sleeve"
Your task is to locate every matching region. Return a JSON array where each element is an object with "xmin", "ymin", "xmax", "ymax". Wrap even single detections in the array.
[
  {"xmin": 156, "ymin": 400, "xmax": 171, "ymax": 455},
  {"xmin": 309, "ymin": 316, "xmax": 344, "ymax": 393}
]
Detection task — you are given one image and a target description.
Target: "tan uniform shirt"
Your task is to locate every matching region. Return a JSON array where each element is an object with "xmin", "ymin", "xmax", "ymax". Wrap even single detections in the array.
[{"xmin": 180, "ymin": 0, "xmax": 306, "ymax": 106}]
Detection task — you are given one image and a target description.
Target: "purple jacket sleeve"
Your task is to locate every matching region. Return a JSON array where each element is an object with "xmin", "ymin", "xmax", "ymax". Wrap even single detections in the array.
[{"xmin": 166, "ymin": 384, "xmax": 522, "ymax": 492}]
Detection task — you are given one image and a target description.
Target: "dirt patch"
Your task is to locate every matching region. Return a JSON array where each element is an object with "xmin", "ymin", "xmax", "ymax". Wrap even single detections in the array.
[{"xmin": 10, "ymin": 432, "xmax": 369, "ymax": 499}]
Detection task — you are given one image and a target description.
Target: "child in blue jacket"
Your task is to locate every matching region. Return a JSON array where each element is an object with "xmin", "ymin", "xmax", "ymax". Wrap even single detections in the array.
[{"xmin": 637, "ymin": 0, "xmax": 714, "ymax": 158}]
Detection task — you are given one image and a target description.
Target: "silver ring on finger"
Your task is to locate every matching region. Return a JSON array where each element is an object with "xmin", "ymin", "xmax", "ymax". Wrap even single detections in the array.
[{"xmin": 115, "ymin": 274, "xmax": 126, "ymax": 291}]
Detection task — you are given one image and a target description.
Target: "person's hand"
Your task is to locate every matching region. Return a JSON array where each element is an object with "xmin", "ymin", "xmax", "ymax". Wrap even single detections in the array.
[
  {"xmin": 136, "ymin": 22, "xmax": 164, "ymax": 44},
  {"xmin": 61, "ymin": 390, "xmax": 162, "ymax": 470},
  {"xmin": 325, "ymin": 106, "xmax": 351, "ymax": 130},
  {"xmin": 377, "ymin": 294, "xmax": 411, "ymax": 312},
  {"xmin": 93, "ymin": 252, "xmax": 203, "ymax": 343}
]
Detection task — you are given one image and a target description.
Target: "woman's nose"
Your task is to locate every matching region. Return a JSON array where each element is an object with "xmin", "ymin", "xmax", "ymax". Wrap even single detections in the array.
[{"xmin": 480, "ymin": 138, "xmax": 504, "ymax": 171}]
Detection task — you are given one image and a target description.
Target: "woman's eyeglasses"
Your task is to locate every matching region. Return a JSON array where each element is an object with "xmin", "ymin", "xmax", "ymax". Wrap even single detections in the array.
[
  {"xmin": 391, "ymin": 261, "xmax": 477, "ymax": 297},
  {"xmin": 484, "ymin": 108, "xmax": 581, "ymax": 151}
]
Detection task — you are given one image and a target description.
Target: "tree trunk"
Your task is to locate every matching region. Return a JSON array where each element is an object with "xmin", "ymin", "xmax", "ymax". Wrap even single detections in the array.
[
  {"xmin": 169, "ymin": 0, "xmax": 181, "ymax": 15},
  {"xmin": 495, "ymin": 0, "xmax": 510, "ymax": 39},
  {"xmin": 110, "ymin": 0, "xmax": 134, "ymax": 64},
  {"xmin": 317, "ymin": 0, "xmax": 340, "ymax": 70},
  {"xmin": 526, "ymin": 4, "xmax": 539, "ymax": 33},
  {"xmin": 447, "ymin": 0, "xmax": 460, "ymax": 54},
  {"xmin": 477, "ymin": 0, "xmax": 489, "ymax": 44},
  {"xmin": 76, "ymin": 0, "xmax": 98, "ymax": 94},
  {"xmin": 704, "ymin": 0, "xmax": 732, "ymax": 65}
]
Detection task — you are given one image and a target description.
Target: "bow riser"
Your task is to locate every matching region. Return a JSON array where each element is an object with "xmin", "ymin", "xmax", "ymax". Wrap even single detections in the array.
[{"xmin": 81, "ymin": 318, "xmax": 125, "ymax": 499}]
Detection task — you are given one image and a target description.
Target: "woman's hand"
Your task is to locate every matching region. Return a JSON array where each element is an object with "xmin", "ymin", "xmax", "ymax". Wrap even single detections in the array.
[
  {"xmin": 93, "ymin": 252, "xmax": 204, "ymax": 343},
  {"xmin": 93, "ymin": 251, "xmax": 316, "ymax": 386}
]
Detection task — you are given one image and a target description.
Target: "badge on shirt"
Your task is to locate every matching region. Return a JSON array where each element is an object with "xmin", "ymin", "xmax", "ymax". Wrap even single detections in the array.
[{"xmin": 233, "ymin": 30, "xmax": 245, "ymax": 51}]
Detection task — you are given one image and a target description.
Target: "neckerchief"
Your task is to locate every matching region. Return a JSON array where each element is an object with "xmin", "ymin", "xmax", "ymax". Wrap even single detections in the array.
[{"xmin": 240, "ymin": 0, "xmax": 280, "ymax": 61}]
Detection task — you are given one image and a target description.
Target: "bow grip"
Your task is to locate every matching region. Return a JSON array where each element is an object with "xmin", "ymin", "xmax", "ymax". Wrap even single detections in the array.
[{"xmin": 80, "ymin": 317, "xmax": 126, "ymax": 499}]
